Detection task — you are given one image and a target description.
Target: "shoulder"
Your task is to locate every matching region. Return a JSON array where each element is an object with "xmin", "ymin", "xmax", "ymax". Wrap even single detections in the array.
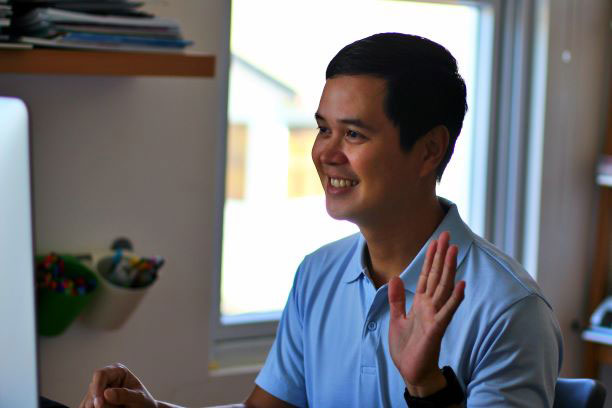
[
  {"xmin": 461, "ymin": 232, "xmax": 551, "ymax": 311},
  {"xmin": 289, "ymin": 233, "xmax": 362, "ymax": 311},
  {"xmin": 447, "ymin": 232, "xmax": 563, "ymax": 401},
  {"xmin": 297, "ymin": 233, "xmax": 362, "ymax": 280},
  {"xmin": 436, "ymin": 200, "xmax": 549, "ymax": 313},
  {"xmin": 304, "ymin": 232, "xmax": 362, "ymax": 261},
  {"xmin": 450, "ymin": 230, "xmax": 562, "ymax": 352}
]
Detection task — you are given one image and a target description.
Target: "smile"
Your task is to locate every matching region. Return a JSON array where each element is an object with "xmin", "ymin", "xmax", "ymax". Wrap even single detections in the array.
[{"xmin": 329, "ymin": 177, "xmax": 359, "ymax": 188}]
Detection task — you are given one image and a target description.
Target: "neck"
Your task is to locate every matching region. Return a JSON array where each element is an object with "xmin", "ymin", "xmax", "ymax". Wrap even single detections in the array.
[{"xmin": 361, "ymin": 195, "xmax": 446, "ymax": 288}]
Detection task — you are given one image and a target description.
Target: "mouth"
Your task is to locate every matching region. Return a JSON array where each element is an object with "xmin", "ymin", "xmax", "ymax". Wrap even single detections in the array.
[{"xmin": 328, "ymin": 176, "xmax": 359, "ymax": 188}]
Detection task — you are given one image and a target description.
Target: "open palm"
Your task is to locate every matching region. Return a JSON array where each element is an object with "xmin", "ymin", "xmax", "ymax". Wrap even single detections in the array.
[{"xmin": 388, "ymin": 231, "xmax": 465, "ymax": 387}]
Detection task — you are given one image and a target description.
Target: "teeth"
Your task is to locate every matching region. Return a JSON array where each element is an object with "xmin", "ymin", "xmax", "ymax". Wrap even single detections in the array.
[{"xmin": 330, "ymin": 177, "xmax": 358, "ymax": 188}]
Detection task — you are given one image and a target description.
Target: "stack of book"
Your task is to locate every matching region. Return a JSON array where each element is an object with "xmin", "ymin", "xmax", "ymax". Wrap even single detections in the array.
[
  {"xmin": 8, "ymin": 0, "xmax": 193, "ymax": 52},
  {"xmin": 0, "ymin": 0, "xmax": 15, "ymax": 44}
]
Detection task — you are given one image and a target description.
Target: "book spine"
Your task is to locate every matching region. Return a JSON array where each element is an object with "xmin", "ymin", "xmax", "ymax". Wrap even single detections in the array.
[{"xmin": 63, "ymin": 32, "xmax": 192, "ymax": 48}]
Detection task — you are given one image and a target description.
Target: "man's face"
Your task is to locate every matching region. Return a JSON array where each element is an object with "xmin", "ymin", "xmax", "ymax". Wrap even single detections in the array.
[{"xmin": 312, "ymin": 75, "xmax": 426, "ymax": 227}]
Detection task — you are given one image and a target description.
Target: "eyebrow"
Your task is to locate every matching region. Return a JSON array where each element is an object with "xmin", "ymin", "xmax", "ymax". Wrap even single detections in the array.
[{"xmin": 314, "ymin": 113, "xmax": 375, "ymax": 131}]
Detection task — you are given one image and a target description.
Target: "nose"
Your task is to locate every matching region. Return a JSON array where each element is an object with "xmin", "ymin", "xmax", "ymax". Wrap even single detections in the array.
[{"xmin": 313, "ymin": 134, "xmax": 348, "ymax": 165}]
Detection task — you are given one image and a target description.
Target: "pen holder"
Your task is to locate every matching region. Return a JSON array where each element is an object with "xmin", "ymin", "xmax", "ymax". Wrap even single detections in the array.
[
  {"xmin": 80, "ymin": 251, "xmax": 159, "ymax": 330},
  {"xmin": 35, "ymin": 254, "xmax": 98, "ymax": 336}
]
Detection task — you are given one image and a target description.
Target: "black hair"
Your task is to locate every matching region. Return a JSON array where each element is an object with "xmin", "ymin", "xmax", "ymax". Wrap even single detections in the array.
[{"xmin": 326, "ymin": 33, "xmax": 467, "ymax": 180}]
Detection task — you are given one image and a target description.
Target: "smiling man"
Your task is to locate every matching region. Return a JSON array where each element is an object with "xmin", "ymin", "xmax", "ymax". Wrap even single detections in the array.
[{"xmin": 81, "ymin": 33, "xmax": 562, "ymax": 408}]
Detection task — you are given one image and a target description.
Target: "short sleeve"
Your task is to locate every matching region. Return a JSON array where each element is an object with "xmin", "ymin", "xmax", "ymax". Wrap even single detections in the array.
[
  {"xmin": 255, "ymin": 262, "xmax": 307, "ymax": 407},
  {"xmin": 466, "ymin": 294, "xmax": 563, "ymax": 407}
]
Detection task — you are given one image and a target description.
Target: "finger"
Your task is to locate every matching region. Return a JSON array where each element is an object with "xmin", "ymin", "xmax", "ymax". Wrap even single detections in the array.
[
  {"xmin": 89, "ymin": 364, "xmax": 127, "ymax": 406},
  {"xmin": 78, "ymin": 391, "xmax": 91, "ymax": 408},
  {"xmin": 425, "ymin": 231, "xmax": 450, "ymax": 297},
  {"xmin": 416, "ymin": 240, "xmax": 437, "ymax": 294},
  {"xmin": 432, "ymin": 245, "xmax": 458, "ymax": 308},
  {"xmin": 80, "ymin": 392, "xmax": 95, "ymax": 408},
  {"xmin": 436, "ymin": 280, "xmax": 465, "ymax": 329},
  {"xmin": 104, "ymin": 387, "xmax": 145, "ymax": 406},
  {"xmin": 388, "ymin": 277, "xmax": 406, "ymax": 320}
]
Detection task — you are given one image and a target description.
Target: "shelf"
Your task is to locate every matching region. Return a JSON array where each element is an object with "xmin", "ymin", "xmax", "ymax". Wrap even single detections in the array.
[
  {"xmin": 0, "ymin": 49, "xmax": 215, "ymax": 77},
  {"xmin": 597, "ymin": 156, "xmax": 612, "ymax": 187},
  {"xmin": 583, "ymin": 329, "xmax": 612, "ymax": 346},
  {"xmin": 597, "ymin": 174, "xmax": 612, "ymax": 187},
  {"xmin": 586, "ymin": 342, "xmax": 612, "ymax": 370},
  {"xmin": 584, "ymin": 81, "xmax": 612, "ymax": 378}
]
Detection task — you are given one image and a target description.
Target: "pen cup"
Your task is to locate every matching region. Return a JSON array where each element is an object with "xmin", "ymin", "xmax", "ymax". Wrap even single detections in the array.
[
  {"xmin": 36, "ymin": 254, "xmax": 98, "ymax": 336},
  {"xmin": 80, "ymin": 251, "xmax": 158, "ymax": 330}
]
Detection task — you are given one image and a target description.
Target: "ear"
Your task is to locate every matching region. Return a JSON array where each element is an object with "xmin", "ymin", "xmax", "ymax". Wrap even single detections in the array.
[{"xmin": 419, "ymin": 125, "xmax": 449, "ymax": 178}]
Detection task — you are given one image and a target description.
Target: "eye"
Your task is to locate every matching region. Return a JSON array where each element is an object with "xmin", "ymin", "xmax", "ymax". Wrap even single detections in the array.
[
  {"xmin": 345, "ymin": 129, "xmax": 363, "ymax": 140},
  {"xmin": 316, "ymin": 125, "xmax": 330, "ymax": 135}
]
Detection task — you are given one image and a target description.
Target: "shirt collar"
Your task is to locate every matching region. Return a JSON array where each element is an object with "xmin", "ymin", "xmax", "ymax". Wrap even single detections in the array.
[
  {"xmin": 343, "ymin": 234, "xmax": 368, "ymax": 283},
  {"xmin": 343, "ymin": 198, "xmax": 474, "ymax": 289}
]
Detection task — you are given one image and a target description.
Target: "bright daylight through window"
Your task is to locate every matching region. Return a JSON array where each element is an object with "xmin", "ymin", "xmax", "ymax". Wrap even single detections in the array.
[{"xmin": 221, "ymin": 0, "xmax": 483, "ymax": 324}]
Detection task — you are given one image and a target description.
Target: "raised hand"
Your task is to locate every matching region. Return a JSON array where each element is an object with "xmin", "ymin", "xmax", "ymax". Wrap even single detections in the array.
[
  {"xmin": 388, "ymin": 231, "xmax": 465, "ymax": 396},
  {"xmin": 79, "ymin": 363, "xmax": 158, "ymax": 408}
]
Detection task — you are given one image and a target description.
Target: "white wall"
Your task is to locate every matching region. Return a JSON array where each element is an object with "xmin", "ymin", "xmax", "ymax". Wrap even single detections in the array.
[
  {"xmin": 0, "ymin": 1, "xmax": 257, "ymax": 406},
  {"xmin": 530, "ymin": 0, "xmax": 611, "ymax": 378},
  {"xmin": 0, "ymin": 1, "xmax": 610, "ymax": 406}
]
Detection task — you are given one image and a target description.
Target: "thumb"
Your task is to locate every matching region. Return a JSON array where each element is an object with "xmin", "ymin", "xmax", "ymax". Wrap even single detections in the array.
[
  {"xmin": 104, "ymin": 387, "xmax": 145, "ymax": 406},
  {"xmin": 388, "ymin": 277, "xmax": 406, "ymax": 320}
]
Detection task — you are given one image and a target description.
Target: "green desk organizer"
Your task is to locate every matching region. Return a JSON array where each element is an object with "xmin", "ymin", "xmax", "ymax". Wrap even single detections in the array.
[{"xmin": 36, "ymin": 254, "xmax": 98, "ymax": 336}]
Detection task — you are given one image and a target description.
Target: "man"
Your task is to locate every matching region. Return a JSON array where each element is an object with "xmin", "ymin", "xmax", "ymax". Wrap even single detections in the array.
[{"xmin": 80, "ymin": 33, "xmax": 562, "ymax": 408}]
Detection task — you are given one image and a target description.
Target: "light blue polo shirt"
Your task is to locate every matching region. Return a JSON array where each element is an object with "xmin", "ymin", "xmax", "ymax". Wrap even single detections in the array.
[{"xmin": 256, "ymin": 201, "xmax": 563, "ymax": 407}]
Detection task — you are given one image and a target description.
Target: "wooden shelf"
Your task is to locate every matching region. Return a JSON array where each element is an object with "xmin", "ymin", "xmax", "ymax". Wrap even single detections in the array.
[
  {"xmin": 0, "ymin": 49, "xmax": 215, "ymax": 77},
  {"xmin": 583, "ymin": 329, "xmax": 612, "ymax": 346},
  {"xmin": 597, "ymin": 156, "xmax": 612, "ymax": 187},
  {"xmin": 583, "ymin": 82, "xmax": 612, "ymax": 378},
  {"xmin": 597, "ymin": 174, "xmax": 612, "ymax": 187},
  {"xmin": 586, "ymin": 342, "xmax": 612, "ymax": 371}
]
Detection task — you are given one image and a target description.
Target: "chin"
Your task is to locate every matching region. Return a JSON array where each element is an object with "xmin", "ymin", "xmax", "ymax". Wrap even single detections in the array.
[
  {"xmin": 325, "ymin": 205, "xmax": 348, "ymax": 221},
  {"xmin": 325, "ymin": 204, "xmax": 358, "ymax": 223}
]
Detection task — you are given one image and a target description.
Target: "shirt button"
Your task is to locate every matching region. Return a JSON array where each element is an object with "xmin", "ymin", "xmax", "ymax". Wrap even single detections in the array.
[{"xmin": 367, "ymin": 321, "xmax": 377, "ymax": 331}]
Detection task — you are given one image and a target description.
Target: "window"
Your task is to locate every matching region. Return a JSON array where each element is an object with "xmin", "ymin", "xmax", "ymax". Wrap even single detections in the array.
[{"xmin": 215, "ymin": 0, "xmax": 495, "ymax": 341}]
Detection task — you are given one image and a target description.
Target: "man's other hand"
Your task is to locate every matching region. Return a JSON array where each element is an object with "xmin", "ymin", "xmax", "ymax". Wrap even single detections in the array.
[{"xmin": 79, "ymin": 363, "xmax": 158, "ymax": 408}]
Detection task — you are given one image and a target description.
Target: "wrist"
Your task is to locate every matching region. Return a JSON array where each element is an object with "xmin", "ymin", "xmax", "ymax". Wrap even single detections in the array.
[
  {"xmin": 404, "ymin": 366, "xmax": 465, "ymax": 407},
  {"xmin": 405, "ymin": 368, "xmax": 447, "ymax": 398}
]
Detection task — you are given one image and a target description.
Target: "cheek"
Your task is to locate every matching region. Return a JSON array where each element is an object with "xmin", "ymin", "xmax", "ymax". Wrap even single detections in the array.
[
  {"xmin": 350, "ymin": 151, "xmax": 378, "ymax": 179},
  {"xmin": 353, "ymin": 153, "xmax": 402, "ymax": 192},
  {"xmin": 311, "ymin": 136, "xmax": 329, "ymax": 168},
  {"xmin": 311, "ymin": 140, "xmax": 321, "ymax": 168}
]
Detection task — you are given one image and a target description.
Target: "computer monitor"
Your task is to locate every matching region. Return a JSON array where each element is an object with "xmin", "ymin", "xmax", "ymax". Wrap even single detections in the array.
[{"xmin": 0, "ymin": 96, "xmax": 39, "ymax": 407}]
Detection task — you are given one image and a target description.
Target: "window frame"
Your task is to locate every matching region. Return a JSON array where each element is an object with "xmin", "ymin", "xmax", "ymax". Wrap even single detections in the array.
[{"xmin": 210, "ymin": 0, "xmax": 538, "ymax": 354}]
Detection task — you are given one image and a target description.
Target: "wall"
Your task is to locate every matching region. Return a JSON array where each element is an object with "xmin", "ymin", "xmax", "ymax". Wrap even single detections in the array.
[
  {"xmin": 0, "ymin": 1, "xmax": 257, "ymax": 406},
  {"xmin": 530, "ymin": 0, "xmax": 611, "ymax": 378}
]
